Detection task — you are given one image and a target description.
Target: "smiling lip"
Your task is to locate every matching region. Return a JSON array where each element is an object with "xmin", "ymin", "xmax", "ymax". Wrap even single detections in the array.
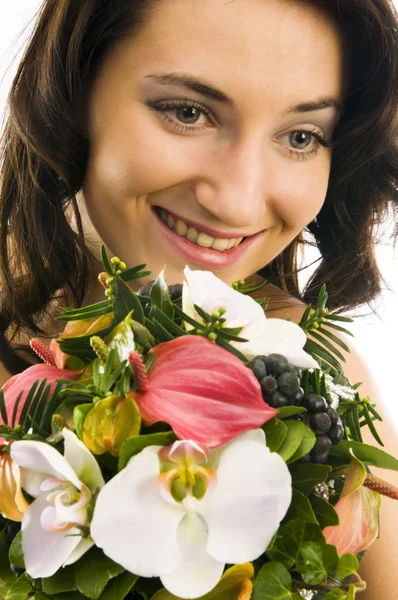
[
  {"xmin": 158, "ymin": 207, "xmax": 258, "ymax": 240},
  {"xmin": 151, "ymin": 207, "xmax": 265, "ymax": 268}
]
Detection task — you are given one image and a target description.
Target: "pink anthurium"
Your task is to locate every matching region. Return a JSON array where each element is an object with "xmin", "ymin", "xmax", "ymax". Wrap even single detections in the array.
[
  {"xmin": 0, "ymin": 364, "xmax": 80, "ymax": 443},
  {"xmin": 129, "ymin": 336, "xmax": 277, "ymax": 448},
  {"xmin": 324, "ymin": 451, "xmax": 381, "ymax": 555}
]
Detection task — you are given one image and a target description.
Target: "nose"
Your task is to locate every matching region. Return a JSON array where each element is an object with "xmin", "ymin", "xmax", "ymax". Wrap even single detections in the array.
[{"xmin": 194, "ymin": 138, "xmax": 267, "ymax": 228}]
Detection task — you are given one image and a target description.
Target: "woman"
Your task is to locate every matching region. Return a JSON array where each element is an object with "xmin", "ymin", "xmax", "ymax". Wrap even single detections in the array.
[{"xmin": 0, "ymin": 0, "xmax": 397, "ymax": 597}]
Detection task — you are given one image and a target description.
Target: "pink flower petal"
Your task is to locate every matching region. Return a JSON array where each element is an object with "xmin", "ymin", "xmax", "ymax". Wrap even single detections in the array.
[
  {"xmin": 1, "ymin": 365, "xmax": 79, "ymax": 443},
  {"xmin": 131, "ymin": 336, "xmax": 276, "ymax": 448}
]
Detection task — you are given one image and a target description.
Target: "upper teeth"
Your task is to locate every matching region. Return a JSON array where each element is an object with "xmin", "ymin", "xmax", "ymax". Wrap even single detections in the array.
[{"xmin": 160, "ymin": 209, "xmax": 243, "ymax": 250}]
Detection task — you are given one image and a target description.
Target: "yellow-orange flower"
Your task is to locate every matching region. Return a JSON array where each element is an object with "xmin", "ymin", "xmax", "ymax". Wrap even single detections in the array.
[{"xmin": 0, "ymin": 449, "xmax": 29, "ymax": 522}]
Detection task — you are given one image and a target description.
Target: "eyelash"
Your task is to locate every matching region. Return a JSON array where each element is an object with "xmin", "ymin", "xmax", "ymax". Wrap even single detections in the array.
[{"xmin": 146, "ymin": 98, "xmax": 336, "ymax": 160}]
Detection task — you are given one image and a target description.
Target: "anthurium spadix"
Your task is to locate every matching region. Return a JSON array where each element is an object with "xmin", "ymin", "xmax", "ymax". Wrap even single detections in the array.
[
  {"xmin": 129, "ymin": 336, "xmax": 277, "ymax": 447},
  {"xmin": 182, "ymin": 266, "xmax": 318, "ymax": 369},
  {"xmin": 91, "ymin": 429, "xmax": 292, "ymax": 599},
  {"xmin": 10, "ymin": 428, "xmax": 105, "ymax": 578}
]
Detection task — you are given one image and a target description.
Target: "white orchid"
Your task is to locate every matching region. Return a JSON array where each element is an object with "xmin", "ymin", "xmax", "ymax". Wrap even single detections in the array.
[
  {"xmin": 90, "ymin": 429, "xmax": 292, "ymax": 599},
  {"xmin": 182, "ymin": 266, "xmax": 318, "ymax": 369},
  {"xmin": 10, "ymin": 428, "xmax": 105, "ymax": 578}
]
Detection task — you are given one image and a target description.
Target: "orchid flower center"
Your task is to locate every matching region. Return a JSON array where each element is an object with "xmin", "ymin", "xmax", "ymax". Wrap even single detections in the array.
[
  {"xmin": 40, "ymin": 477, "xmax": 92, "ymax": 533},
  {"xmin": 158, "ymin": 441, "xmax": 217, "ymax": 505}
]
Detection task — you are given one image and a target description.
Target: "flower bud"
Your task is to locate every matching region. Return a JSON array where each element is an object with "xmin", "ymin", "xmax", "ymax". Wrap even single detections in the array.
[{"xmin": 83, "ymin": 394, "xmax": 141, "ymax": 456}]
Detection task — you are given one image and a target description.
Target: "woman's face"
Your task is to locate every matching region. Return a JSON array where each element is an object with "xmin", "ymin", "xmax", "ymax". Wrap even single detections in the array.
[{"xmin": 82, "ymin": 0, "xmax": 347, "ymax": 288}]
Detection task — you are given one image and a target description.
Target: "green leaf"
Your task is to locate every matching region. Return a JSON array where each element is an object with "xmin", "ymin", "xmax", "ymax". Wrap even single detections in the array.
[
  {"xmin": 288, "ymin": 425, "xmax": 316, "ymax": 464},
  {"xmin": 322, "ymin": 543, "xmax": 339, "ymax": 575},
  {"xmin": 99, "ymin": 572, "xmax": 138, "ymax": 600},
  {"xmin": 0, "ymin": 574, "xmax": 32, "ymax": 600},
  {"xmin": 289, "ymin": 463, "xmax": 331, "ymax": 496},
  {"xmin": 0, "ymin": 547, "xmax": 16, "ymax": 583},
  {"xmin": 336, "ymin": 554, "xmax": 359, "ymax": 580},
  {"xmin": 361, "ymin": 405, "xmax": 384, "ymax": 446},
  {"xmin": 317, "ymin": 327, "xmax": 351, "ymax": 353},
  {"xmin": 55, "ymin": 300, "xmax": 113, "ymax": 322},
  {"xmin": 309, "ymin": 494, "xmax": 339, "ymax": 529},
  {"xmin": 106, "ymin": 312, "xmax": 136, "ymax": 364},
  {"xmin": 121, "ymin": 267, "xmax": 152, "ymax": 282},
  {"xmin": 309, "ymin": 330, "xmax": 346, "ymax": 363},
  {"xmin": 101, "ymin": 244, "xmax": 113, "ymax": 275},
  {"xmin": 304, "ymin": 339, "xmax": 342, "ymax": 373},
  {"xmin": 324, "ymin": 590, "xmax": 346, "ymax": 600},
  {"xmin": 324, "ymin": 314, "xmax": 354, "ymax": 323},
  {"xmin": 74, "ymin": 547, "xmax": 125, "ymax": 600},
  {"xmin": 118, "ymin": 431, "xmax": 177, "ymax": 471},
  {"xmin": 252, "ymin": 561, "xmax": 301, "ymax": 600},
  {"xmin": 277, "ymin": 406, "xmax": 307, "ymax": 419},
  {"xmin": 297, "ymin": 541, "xmax": 327, "ymax": 585},
  {"xmin": 347, "ymin": 584, "xmax": 356, "ymax": 599},
  {"xmin": 9, "ymin": 532, "xmax": 24, "ymax": 569},
  {"xmin": 113, "ymin": 276, "xmax": 145, "ymax": 325},
  {"xmin": 277, "ymin": 420, "xmax": 306, "ymax": 462},
  {"xmin": 42, "ymin": 565, "xmax": 77, "ymax": 594},
  {"xmin": 263, "ymin": 418, "xmax": 288, "ymax": 453},
  {"xmin": 149, "ymin": 268, "xmax": 174, "ymax": 321},
  {"xmin": 266, "ymin": 521, "xmax": 325, "ymax": 568},
  {"xmin": 330, "ymin": 440, "xmax": 398, "ymax": 471},
  {"xmin": 73, "ymin": 404, "xmax": 93, "ymax": 439},
  {"xmin": 284, "ymin": 489, "xmax": 318, "ymax": 524}
]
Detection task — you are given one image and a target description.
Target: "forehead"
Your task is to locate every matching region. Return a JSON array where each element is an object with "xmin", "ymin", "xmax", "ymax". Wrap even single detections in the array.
[{"xmin": 114, "ymin": 0, "xmax": 347, "ymax": 115}]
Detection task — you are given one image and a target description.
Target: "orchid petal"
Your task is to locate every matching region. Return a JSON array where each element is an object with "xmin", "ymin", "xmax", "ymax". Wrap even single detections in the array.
[
  {"xmin": 63, "ymin": 537, "xmax": 95, "ymax": 567},
  {"xmin": 238, "ymin": 318, "xmax": 319, "ymax": 369},
  {"xmin": 62, "ymin": 428, "xmax": 104, "ymax": 492},
  {"xmin": 90, "ymin": 446, "xmax": 185, "ymax": 577},
  {"xmin": 21, "ymin": 494, "xmax": 82, "ymax": 578},
  {"xmin": 201, "ymin": 438, "xmax": 292, "ymax": 563},
  {"xmin": 20, "ymin": 467, "xmax": 50, "ymax": 498},
  {"xmin": 132, "ymin": 336, "xmax": 276, "ymax": 448},
  {"xmin": 11, "ymin": 440, "xmax": 82, "ymax": 491},
  {"xmin": 161, "ymin": 512, "xmax": 225, "ymax": 599}
]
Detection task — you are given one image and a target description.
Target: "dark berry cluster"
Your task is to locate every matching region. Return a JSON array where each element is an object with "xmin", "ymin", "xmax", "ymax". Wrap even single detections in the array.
[
  {"xmin": 298, "ymin": 394, "xmax": 344, "ymax": 464},
  {"xmin": 247, "ymin": 353, "xmax": 304, "ymax": 408},
  {"xmin": 137, "ymin": 281, "xmax": 183, "ymax": 302}
]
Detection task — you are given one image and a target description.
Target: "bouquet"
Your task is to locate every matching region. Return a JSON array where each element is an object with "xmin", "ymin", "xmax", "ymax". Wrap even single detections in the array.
[{"xmin": 1, "ymin": 245, "xmax": 397, "ymax": 600}]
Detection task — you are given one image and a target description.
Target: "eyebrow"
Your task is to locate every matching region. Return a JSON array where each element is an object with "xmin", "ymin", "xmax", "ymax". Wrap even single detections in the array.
[{"xmin": 145, "ymin": 72, "xmax": 344, "ymax": 116}]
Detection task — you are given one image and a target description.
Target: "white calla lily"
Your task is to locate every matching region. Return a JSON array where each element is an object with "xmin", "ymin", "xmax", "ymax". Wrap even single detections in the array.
[
  {"xmin": 10, "ymin": 428, "xmax": 105, "ymax": 578},
  {"xmin": 183, "ymin": 266, "xmax": 318, "ymax": 369},
  {"xmin": 90, "ymin": 429, "xmax": 292, "ymax": 599}
]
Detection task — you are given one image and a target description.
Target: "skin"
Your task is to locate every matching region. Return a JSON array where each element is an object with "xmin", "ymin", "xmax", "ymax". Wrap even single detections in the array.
[{"xmin": 79, "ymin": 0, "xmax": 347, "ymax": 304}]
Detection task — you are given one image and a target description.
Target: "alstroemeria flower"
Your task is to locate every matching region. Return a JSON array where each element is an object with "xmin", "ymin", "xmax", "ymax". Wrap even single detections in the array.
[
  {"xmin": 0, "ymin": 448, "xmax": 29, "ymax": 521},
  {"xmin": 0, "ymin": 365, "xmax": 80, "ymax": 444},
  {"xmin": 91, "ymin": 429, "xmax": 292, "ymax": 599},
  {"xmin": 130, "ymin": 336, "xmax": 277, "ymax": 448},
  {"xmin": 50, "ymin": 312, "xmax": 114, "ymax": 369},
  {"xmin": 10, "ymin": 428, "xmax": 105, "ymax": 578},
  {"xmin": 324, "ymin": 452, "xmax": 381, "ymax": 555},
  {"xmin": 182, "ymin": 267, "xmax": 318, "ymax": 369}
]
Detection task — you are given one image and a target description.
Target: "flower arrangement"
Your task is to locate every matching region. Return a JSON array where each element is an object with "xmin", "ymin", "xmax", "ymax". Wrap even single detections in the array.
[{"xmin": 1, "ymin": 245, "xmax": 397, "ymax": 600}]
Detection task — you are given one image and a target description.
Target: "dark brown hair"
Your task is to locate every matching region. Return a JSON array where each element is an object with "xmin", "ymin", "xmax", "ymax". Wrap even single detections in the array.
[{"xmin": 0, "ymin": 0, "xmax": 397, "ymax": 375}]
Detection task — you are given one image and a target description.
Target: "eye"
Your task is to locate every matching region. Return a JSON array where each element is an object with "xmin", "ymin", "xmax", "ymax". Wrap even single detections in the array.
[{"xmin": 146, "ymin": 97, "xmax": 336, "ymax": 159}]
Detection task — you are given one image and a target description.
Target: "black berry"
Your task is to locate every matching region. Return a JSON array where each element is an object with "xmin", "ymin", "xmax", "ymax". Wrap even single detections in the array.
[
  {"xmin": 265, "ymin": 354, "xmax": 289, "ymax": 376},
  {"xmin": 277, "ymin": 372, "xmax": 300, "ymax": 396},
  {"xmin": 247, "ymin": 357, "xmax": 267, "ymax": 381},
  {"xmin": 269, "ymin": 391, "xmax": 289, "ymax": 408},
  {"xmin": 137, "ymin": 280, "xmax": 155, "ymax": 296},
  {"xmin": 311, "ymin": 434, "xmax": 332, "ymax": 463},
  {"xmin": 329, "ymin": 422, "xmax": 344, "ymax": 445},
  {"xmin": 310, "ymin": 412, "xmax": 332, "ymax": 434},
  {"xmin": 260, "ymin": 375, "xmax": 278, "ymax": 397},
  {"xmin": 326, "ymin": 406, "xmax": 339, "ymax": 425},
  {"xmin": 288, "ymin": 387, "xmax": 305, "ymax": 405},
  {"xmin": 168, "ymin": 284, "xmax": 183, "ymax": 300},
  {"xmin": 304, "ymin": 394, "xmax": 328, "ymax": 413}
]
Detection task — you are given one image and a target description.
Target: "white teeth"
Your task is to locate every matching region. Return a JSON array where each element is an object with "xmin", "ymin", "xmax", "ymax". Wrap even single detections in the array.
[
  {"xmin": 197, "ymin": 232, "xmax": 214, "ymax": 248},
  {"xmin": 186, "ymin": 227, "xmax": 199, "ymax": 242},
  {"xmin": 175, "ymin": 219, "xmax": 188, "ymax": 236},
  {"xmin": 211, "ymin": 238, "xmax": 230, "ymax": 251},
  {"xmin": 160, "ymin": 208, "xmax": 244, "ymax": 251}
]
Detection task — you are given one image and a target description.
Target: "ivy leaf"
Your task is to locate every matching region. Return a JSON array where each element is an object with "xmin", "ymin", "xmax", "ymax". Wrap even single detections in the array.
[
  {"xmin": 288, "ymin": 425, "xmax": 316, "ymax": 464},
  {"xmin": 297, "ymin": 541, "xmax": 327, "ymax": 585},
  {"xmin": 284, "ymin": 489, "xmax": 318, "ymax": 525},
  {"xmin": 118, "ymin": 431, "xmax": 177, "ymax": 471},
  {"xmin": 336, "ymin": 554, "xmax": 359, "ymax": 580},
  {"xmin": 277, "ymin": 406, "xmax": 307, "ymax": 420},
  {"xmin": 330, "ymin": 440, "xmax": 398, "ymax": 471},
  {"xmin": 324, "ymin": 590, "xmax": 346, "ymax": 600},
  {"xmin": 0, "ymin": 573, "xmax": 33, "ymax": 600},
  {"xmin": 42, "ymin": 565, "xmax": 78, "ymax": 595},
  {"xmin": 277, "ymin": 421, "xmax": 306, "ymax": 462},
  {"xmin": 289, "ymin": 463, "xmax": 331, "ymax": 496},
  {"xmin": 263, "ymin": 418, "xmax": 288, "ymax": 453},
  {"xmin": 309, "ymin": 494, "xmax": 339, "ymax": 530},
  {"xmin": 252, "ymin": 561, "xmax": 301, "ymax": 600},
  {"xmin": 74, "ymin": 547, "xmax": 125, "ymax": 600},
  {"xmin": 99, "ymin": 572, "xmax": 138, "ymax": 600},
  {"xmin": 73, "ymin": 404, "xmax": 93, "ymax": 439},
  {"xmin": 9, "ymin": 532, "xmax": 24, "ymax": 569},
  {"xmin": 266, "ymin": 521, "xmax": 325, "ymax": 568}
]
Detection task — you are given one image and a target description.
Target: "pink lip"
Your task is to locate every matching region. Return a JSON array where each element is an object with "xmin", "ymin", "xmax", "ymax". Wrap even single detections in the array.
[
  {"xmin": 152, "ymin": 207, "xmax": 264, "ymax": 268},
  {"xmin": 159, "ymin": 207, "xmax": 257, "ymax": 240}
]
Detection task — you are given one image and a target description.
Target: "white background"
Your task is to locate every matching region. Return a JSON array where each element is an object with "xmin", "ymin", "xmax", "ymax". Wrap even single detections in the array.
[{"xmin": 0, "ymin": 1, "xmax": 397, "ymax": 432}]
